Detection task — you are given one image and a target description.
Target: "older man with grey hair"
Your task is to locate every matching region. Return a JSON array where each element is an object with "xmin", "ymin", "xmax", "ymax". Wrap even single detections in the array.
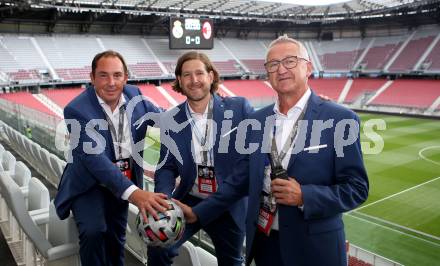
[
  {"xmin": 240, "ymin": 35, "xmax": 369, "ymax": 266},
  {"xmin": 199, "ymin": 35, "xmax": 369, "ymax": 266}
]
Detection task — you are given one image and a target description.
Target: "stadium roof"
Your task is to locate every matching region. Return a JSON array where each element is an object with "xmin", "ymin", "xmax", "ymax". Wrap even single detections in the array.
[{"xmin": 2, "ymin": 0, "xmax": 437, "ymax": 22}]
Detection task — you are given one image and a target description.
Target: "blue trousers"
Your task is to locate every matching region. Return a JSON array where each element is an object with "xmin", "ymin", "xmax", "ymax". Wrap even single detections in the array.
[
  {"xmin": 148, "ymin": 196, "xmax": 245, "ymax": 266},
  {"xmin": 71, "ymin": 186, "xmax": 128, "ymax": 266},
  {"xmin": 250, "ymin": 230, "xmax": 285, "ymax": 266}
]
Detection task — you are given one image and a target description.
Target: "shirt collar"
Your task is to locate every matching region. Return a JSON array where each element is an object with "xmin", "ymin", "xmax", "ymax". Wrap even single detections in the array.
[
  {"xmin": 273, "ymin": 88, "xmax": 311, "ymax": 118},
  {"xmin": 96, "ymin": 91, "xmax": 126, "ymax": 112},
  {"xmin": 187, "ymin": 100, "xmax": 209, "ymax": 117}
]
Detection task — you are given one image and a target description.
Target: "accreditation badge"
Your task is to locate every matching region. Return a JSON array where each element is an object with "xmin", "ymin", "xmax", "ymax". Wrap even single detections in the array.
[
  {"xmin": 196, "ymin": 164, "xmax": 217, "ymax": 194},
  {"xmin": 257, "ymin": 163, "xmax": 277, "ymax": 236},
  {"xmin": 113, "ymin": 158, "xmax": 132, "ymax": 180}
]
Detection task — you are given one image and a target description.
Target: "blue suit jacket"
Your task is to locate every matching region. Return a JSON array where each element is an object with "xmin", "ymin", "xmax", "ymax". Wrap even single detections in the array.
[
  {"xmin": 55, "ymin": 84, "xmax": 161, "ymax": 219},
  {"xmin": 154, "ymin": 94, "xmax": 253, "ymax": 231},
  {"xmin": 244, "ymin": 91, "xmax": 369, "ymax": 265},
  {"xmin": 196, "ymin": 91, "xmax": 369, "ymax": 265}
]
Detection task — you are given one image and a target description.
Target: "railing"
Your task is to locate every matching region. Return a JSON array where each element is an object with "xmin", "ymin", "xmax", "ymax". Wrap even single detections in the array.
[
  {"xmin": 0, "ymin": 98, "xmax": 65, "ymax": 158},
  {"xmin": 348, "ymin": 243, "xmax": 403, "ymax": 266}
]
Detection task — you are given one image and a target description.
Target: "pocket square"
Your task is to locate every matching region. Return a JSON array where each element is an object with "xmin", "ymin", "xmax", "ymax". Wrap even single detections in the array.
[{"xmin": 303, "ymin": 144, "xmax": 327, "ymax": 151}]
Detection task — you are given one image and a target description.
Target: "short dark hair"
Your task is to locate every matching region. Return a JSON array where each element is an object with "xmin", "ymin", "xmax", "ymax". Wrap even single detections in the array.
[
  {"xmin": 172, "ymin": 51, "xmax": 220, "ymax": 94},
  {"xmin": 91, "ymin": 50, "xmax": 129, "ymax": 76}
]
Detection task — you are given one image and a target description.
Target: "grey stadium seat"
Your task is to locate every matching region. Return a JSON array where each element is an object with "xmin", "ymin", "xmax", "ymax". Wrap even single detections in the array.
[{"xmin": 0, "ymin": 173, "xmax": 80, "ymax": 265}]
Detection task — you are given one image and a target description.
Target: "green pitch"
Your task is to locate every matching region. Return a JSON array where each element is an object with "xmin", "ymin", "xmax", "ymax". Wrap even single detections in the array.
[
  {"xmin": 143, "ymin": 112, "xmax": 440, "ymax": 265},
  {"xmin": 345, "ymin": 113, "xmax": 440, "ymax": 266}
]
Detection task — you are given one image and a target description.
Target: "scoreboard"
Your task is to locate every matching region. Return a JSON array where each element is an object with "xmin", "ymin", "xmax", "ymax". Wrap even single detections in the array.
[{"xmin": 169, "ymin": 17, "xmax": 214, "ymax": 49}]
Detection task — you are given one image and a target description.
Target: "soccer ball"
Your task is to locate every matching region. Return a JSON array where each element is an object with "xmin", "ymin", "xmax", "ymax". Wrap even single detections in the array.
[{"xmin": 136, "ymin": 200, "xmax": 185, "ymax": 248}]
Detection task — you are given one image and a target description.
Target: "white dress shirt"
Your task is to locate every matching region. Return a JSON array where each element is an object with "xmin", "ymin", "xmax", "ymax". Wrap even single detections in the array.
[
  {"xmin": 268, "ymin": 88, "xmax": 311, "ymax": 230},
  {"xmin": 96, "ymin": 93, "xmax": 137, "ymax": 200},
  {"xmin": 186, "ymin": 102, "xmax": 215, "ymax": 199}
]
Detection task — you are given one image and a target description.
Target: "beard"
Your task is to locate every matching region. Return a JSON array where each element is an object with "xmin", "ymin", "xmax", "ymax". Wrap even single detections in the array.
[{"xmin": 184, "ymin": 85, "xmax": 211, "ymax": 102}]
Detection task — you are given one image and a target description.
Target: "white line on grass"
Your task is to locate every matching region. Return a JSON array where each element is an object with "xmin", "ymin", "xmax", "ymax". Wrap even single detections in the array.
[
  {"xmin": 346, "ymin": 213, "xmax": 440, "ymax": 248},
  {"xmin": 353, "ymin": 176, "xmax": 440, "ymax": 211},
  {"xmin": 419, "ymin": 146, "xmax": 440, "ymax": 166},
  {"xmin": 353, "ymin": 211, "xmax": 440, "ymax": 241}
]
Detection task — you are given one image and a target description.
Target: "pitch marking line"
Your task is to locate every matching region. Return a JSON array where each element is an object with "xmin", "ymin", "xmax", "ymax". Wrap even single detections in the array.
[
  {"xmin": 352, "ymin": 211, "xmax": 440, "ymax": 241},
  {"xmin": 419, "ymin": 145, "xmax": 440, "ymax": 166},
  {"xmin": 353, "ymin": 176, "xmax": 440, "ymax": 212},
  {"xmin": 346, "ymin": 213, "xmax": 440, "ymax": 248}
]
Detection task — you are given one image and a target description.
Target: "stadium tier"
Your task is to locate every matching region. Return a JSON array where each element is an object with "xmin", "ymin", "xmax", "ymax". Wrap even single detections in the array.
[
  {"xmin": 312, "ymin": 38, "xmax": 369, "ymax": 71},
  {"xmin": 308, "ymin": 78, "xmax": 347, "ymax": 101},
  {"xmin": 129, "ymin": 63, "xmax": 163, "ymax": 78},
  {"xmin": 344, "ymin": 78, "xmax": 388, "ymax": 103},
  {"xmin": 368, "ymin": 79, "xmax": 440, "ymax": 109},
  {"xmin": 0, "ymin": 91, "xmax": 56, "ymax": 116},
  {"xmin": 349, "ymin": 256, "xmax": 373, "ymax": 266},
  {"xmin": 42, "ymin": 87, "xmax": 84, "ymax": 108},
  {"xmin": 424, "ymin": 40, "xmax": 440, "ymax": 71},
  {"xmin": 1, "ymin": 78, "xmax": 439, "ymax": 114},
  {"xmin": 159, "ymin": 82, "xmax": 187, "ymax": 104},
  {"xmin": 222, "ymin": 80, "xmax": 275, "ymax": 99},
  {"xmin": 1, "ymin": 25, "xmax": 440, "ymax": 84},
  {"xmin": 138, "ymin": 83, "xmax": 172, "ymax": 108},
  {"xmin": 362, "ymin": 42, "xmax": 401, "ymax": 71},
  {"xmin": 241, "ymin": 59, "xmax": 266, "ymax": 74},
  {"xmin": 388, "ymin": 36, "xmax": 435, "ymax": 72}
]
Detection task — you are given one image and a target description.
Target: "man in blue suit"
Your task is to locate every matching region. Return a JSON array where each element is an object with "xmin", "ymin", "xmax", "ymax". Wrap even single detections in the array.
[
  {"xmin": 54, "ymin": 50, "xmax": 169, "ymax": 266},
  {"xmin": 243, "ymin": 36, "xmax": 369, "ymax": 266},
  {"xmin": 189, "ymin": 36, "xmax": 369, "ymax": 265},
  {"xmin": 147, "ymin": 51, "xmax": 253, "ymax": 266}
]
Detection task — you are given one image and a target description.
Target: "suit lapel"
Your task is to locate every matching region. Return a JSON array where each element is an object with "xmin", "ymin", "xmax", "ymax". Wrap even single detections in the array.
[
  {"xmin": 86, "ymin": 86, "xmax": 115, "ymax": 159},
  {"xmin": 212, "ymin": 95, "xmax": 224, "ymax": 173},
  {"xmin": 287, "ymin": 91, "xmax": 323, "ymax": 171},
  {"xmin": 255, "ymin": 105, "xmax": 275, "ymax": 187},
  {"xmin": 173, "ymin": 103, "xmax": 194, "ymax": 179}
]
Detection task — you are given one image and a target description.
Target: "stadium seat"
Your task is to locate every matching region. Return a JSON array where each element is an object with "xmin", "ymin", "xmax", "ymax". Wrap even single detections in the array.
[
  {"xmin": 27, "ymin": 177, "xmax": 50, "ymax": 214},
  {"xmin": 0, "ymin": 174, "xmax": 80, "ymax": 265},
  {"xmin": 49, "ymin": 154, "xmax": 64, "ymax": 181},
  {"xmin": 174, "ymin": 241, "xmax": 202, "ymax": 266},
  {"xmin": 125, "ymin": 203, "xmax": 149, "ymax": 264},
  {"xmin": 0, "ymin": 143, "xmax": 4, "ymax": 160},
  {"xmin": 195, "ymin": 246, "xmax": 218, "ymax": 266},
  {"xmin": 10, "ymin": 161, "xmax": 31, "ymax": 196},
  {"xmin": 1, "ymin": 150, "xmax": 16, "ymax": 175},
  {"xmin": 38, "ymin": 148, "xmax": 59, "ymax": 186}
]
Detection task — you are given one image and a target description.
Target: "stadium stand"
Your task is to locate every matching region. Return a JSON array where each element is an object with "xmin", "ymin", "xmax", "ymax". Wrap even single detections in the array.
[
  {"xmin": 55, "ymin": 67, "xmax": 90, "ymax": 81},
  {"xmin": 160, "ymin": 82, "xmax": 187, "ymax": 104},
  {"xmin": 0, "ymin": 91, "xmax": 56, "ymax": 116},
  {"xmin": 349, "ymin": 256, "xmax": 373, "ymax": 266},
  {"xmin": 344, "ymin": 78, "xmax": 388, "ymax": 104},
  {"xmin": 42, "ymin": 87, "xmax": 84, "ymax": 108},
  {"xmin": 222, "ymin": 80, "xmax": 275, "ymax": 107},
  {"xmin": 312, "ymin": 38, "xmax": 370, "ymax": 71},
  {"xmin": 35, "ymin": 35, "xmax": 102, "ymax": 81},
  {"xmin": 138, "ymin": 83, "xmax": 172, "ymax": 109},
  {"xmin": 0, "ymin": 36, "xmax": 47, "ymax": 81},
  {"xmin": 388, "ymin": 34, "xmax": 435, "ymax": 72},
  {"xmin": 221, "ymin": 38, "xmax": 267, "ymax": 74},
  {"xmin": 368, "ymin": 79, "xmax": 440, "ymax": 109},
  {"xmin": 2, "ymin": 30, "xmax": 440, "ymax": 82},
  {"xmin": 361, "ymin": 36, "xmax": 405, "ymax": 71},
  {"xmin": 308, "ymin": 78, "xmax": 347, "ymax": 101},
  {"xmin": 424, "ymin": 38, "xmax": 440, "ymax": 71}
]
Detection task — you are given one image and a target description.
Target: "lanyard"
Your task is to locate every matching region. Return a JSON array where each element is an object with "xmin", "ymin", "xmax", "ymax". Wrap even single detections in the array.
[
  {"xmin": 269, "ymin": 103, "xmax": 308, "ymax": 170},
  {"xmin": 185, "ymin": 96, "xmax": 214, "ymax": 166},
  {"xmin": 103, "ymin": 105, "xmax": 125, "ymax": 160}
]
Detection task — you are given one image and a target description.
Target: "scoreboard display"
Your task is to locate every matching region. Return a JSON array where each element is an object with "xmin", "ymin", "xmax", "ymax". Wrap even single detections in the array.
[{"xmin": 169, "ymin": 17, "xmax": 214, "ymax": 49}]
